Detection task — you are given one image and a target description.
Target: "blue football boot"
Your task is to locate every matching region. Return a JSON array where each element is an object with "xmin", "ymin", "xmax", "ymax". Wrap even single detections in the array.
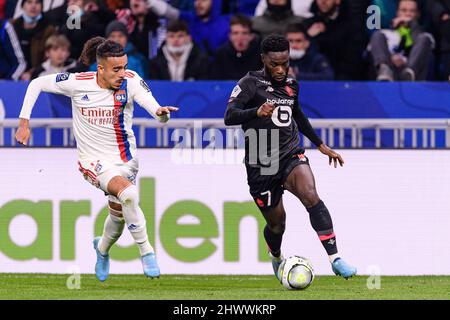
[
  {"xmin": 269, "ymin": 251, "xmax": 284, "ymax": 281},
  {"xmin": 93, "ymin": 237, "xmax": 109, "ymax": 282},
  {"xmin": 332, "ymin": 258, "xmax": 357, "ymax": 279},
  {"xmin": 141, "ymin": 252, "xmax": 160, "ymax": 278}
]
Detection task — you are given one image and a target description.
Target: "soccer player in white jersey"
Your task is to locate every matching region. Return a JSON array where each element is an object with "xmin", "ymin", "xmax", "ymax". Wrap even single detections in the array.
[{"xmin": 15, "ymin": 37, "xmax": 177, "ymax": 281}]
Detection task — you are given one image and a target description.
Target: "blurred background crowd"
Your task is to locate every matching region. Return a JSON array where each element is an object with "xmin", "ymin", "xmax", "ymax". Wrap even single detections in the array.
[{"xmin": 0, "ymin": 0, "xmax": 449, "ymax": 82}]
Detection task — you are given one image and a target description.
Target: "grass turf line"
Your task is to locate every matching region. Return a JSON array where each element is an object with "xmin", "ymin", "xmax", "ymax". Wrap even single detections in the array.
[{"xmin": 0, "ymin": 274, "xmax": 449, "ymax": 300}]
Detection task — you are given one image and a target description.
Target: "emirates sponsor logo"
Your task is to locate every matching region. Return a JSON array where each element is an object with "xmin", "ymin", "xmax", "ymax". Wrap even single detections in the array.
[
  {"xmin": 80, "ymin": 107, "xmax": 122, "ymax": 125},
  {"xmin": 80, "ymin": 107, "xmax": 122, "ymax": 118}
]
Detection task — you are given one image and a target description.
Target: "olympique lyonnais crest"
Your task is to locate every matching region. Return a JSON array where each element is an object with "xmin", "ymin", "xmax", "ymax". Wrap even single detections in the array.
[
  {"xmin": 114, "ymin": 90, "xmax": 127, "ymax": 103},
  {"xmin": 285, "ymin": 86, "xmax": 294, "ymax": 97}
]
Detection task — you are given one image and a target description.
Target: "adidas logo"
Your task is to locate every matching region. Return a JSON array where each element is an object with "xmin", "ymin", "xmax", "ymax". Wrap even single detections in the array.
[
  {"xmin": 128, "ymin": 224, "xmax": 138, "ymax": 230},
  {"xmin": 81, "ymin": 95, "xmax": 89, "ymax": 101}
]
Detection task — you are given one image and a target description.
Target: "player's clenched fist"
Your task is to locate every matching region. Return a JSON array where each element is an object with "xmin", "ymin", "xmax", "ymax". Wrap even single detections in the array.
[
  {"xmin": 257, "ymin": 103, "xmax": 275, "ymax": 118},
  {"xmin": 15, "ymin": 119, "xmax": 30, "ymax": 146}
]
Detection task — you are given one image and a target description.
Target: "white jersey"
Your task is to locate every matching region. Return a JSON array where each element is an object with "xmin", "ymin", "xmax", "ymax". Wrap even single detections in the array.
[{"xmin": 19, "ymin": 70, "xmax": 168, "ymax": 163}]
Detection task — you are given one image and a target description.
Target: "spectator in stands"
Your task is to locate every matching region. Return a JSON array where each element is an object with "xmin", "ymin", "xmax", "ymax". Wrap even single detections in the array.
[
  {"xmin": 254, "ymin": 0, "xmax": 314, "ymax": 18},
  {"xmin": 149, "ymin": 19, "xmax": 209, "ymax": 80},
  {"xmin": 11, "ymin": 0, "xmax": 56, "ymax": 80},
  {"xmin": 89, "ymin": 20, "xmax": 149, "ymax": 78},
  {"xmin": 210, "ymin": 14, "xmax": 262, "ymax": 80},
  {"xmin": 285, "ymin": 23, "xmax": 334, "ymax": 80},
  {"xmin": 252, "ymin": 0, "xmax": 304, "ymax": 39},
  {"xmin": 0, "ymin": 18, "xmax": 27, "ymax": 80},
  {"xmin": 372, "ymin": 0, "xmax": 430, "ymax": 30},
  {"xmin": 60, "ymin": 0, "xmax": 115, "ymax": 60},
  {"xmin": 221, "ymin": 0, "xmax": 260, "ymax": 16},
  {"xmin": 45, "ymin": 0, "xmax": 114, "ymax": 28},
  {"xmin": 31, "ymin": 34, "xmax": 76, "ymax": 78},
  {"xmin": 429, "ymin": 0, "xmax": 450, "ymax": 81},
  {"xmin": 42, "ymin": 0, "xmax": 67, "ymax": 27},
  {"xmin": 0, "ymin": 0, "xmax": 5, "ymax": 19},
  {"xmin": 372, "ymin": 0, "xmax": 400, "ymax": 29},
  {"xmin": 119, "ymin": 0, "xmax": 160, "ymax": 59},
  {"xmin": 104, "ymin": 0, "xmax": 127, "ymax": 11},
  {"xmin": 146, "ymin": 0, "xmax": 230, "ymax": 57},
  {"xmin": 237, "ymin": 0, "xmax": 260, "ymax": 15},
  {"xmin": 369, "ymin": 0, "xmax": 434, "ymax": 81},
  {"xmin": 176, "ymin": 0, "xmax": 195, "ymax": 11},
  {"xmin": 303, "ymin": 0, "xmax": 368, "ymax": 80},
  {"xmin": 10, "ymin": 0, "xmax": 64, "ymax": 19}
]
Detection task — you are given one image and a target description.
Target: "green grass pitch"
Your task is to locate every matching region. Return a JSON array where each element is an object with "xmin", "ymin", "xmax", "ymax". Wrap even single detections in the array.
[{"xmin": 0, "ymin": 274, "xmax": 449, "ymax": 300}]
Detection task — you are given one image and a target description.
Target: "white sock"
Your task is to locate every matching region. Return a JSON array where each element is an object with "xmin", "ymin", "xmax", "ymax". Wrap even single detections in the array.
[
  {"xmin": 118, "ymin": 185, "xmax": 154, "ymax": 256},
  {"xmin": 329, "ymin": 253, "xmax": 340, "ymax": 264},
  {"xmin": 98, "ymin": 208, "xmax": 125, "ymax": 255}
]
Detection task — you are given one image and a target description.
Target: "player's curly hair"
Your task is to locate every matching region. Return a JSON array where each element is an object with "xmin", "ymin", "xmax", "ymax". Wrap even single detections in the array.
[
  {"xmin": 261, "ymin": 34, "xmax": 290, "ymax": 54},
  {"xmin": 78, "ymin": 36, "xmax": 125, "ymax": 66}
]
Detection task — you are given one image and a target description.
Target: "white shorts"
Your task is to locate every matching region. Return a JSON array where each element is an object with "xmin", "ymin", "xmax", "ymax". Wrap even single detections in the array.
[{"xmin": 78, "ymin": 157, "xmax": 139, "ymax": 204}]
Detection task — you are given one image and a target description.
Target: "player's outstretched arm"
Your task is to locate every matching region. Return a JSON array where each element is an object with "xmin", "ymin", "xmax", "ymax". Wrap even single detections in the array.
[
  {"xmin": 16, "ymin": 73, "xmax": 74, "ymax": 146},
  {"xmin": 293, "ymin": 106, "xmax": 344, "ymax": 168},
  {"xmin": 318, "ymin": 144, "xmax": 345, "ymax": 168},
  {"xmin": 292, "ymin": 105, "xmax": 323, "ymax": 147},
  {"xmin": 130, "ymin": 72, "xmax": 178, "ymax": 122}
]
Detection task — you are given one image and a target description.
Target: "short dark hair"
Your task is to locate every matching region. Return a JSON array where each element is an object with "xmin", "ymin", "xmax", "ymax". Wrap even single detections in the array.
[
  {"xmin": 167, "ymin": 20, "xmax": 190, "ymax": 34},
  {"xmin": 261, "ymin": 34, "xmax": 290, "ymax": 54},
  {"xmin": 79, "ymin": 37, "xmax": 125, "ymax": 66},
  {"xmin": 21, "ymin": 0, "xmax": 43, "ymax": 7},
  {"xmin": 285, "ymin": 23, "xmax": 309, "ymax": 38},
  {"xmin": 230, "ymin": 14, "xmax": 252, "ymax": 31}
]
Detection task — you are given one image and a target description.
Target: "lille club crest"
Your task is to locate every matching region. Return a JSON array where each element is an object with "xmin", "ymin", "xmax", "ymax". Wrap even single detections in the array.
[
  {"xmin": 256, "ymin": 198, "xmax": 265, "ymax": 208},
  {"xmin": 285, "ymin": 86, "xmax": 294, "ymax": 97}
]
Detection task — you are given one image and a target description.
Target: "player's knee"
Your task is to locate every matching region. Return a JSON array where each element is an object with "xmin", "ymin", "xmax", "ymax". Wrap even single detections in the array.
[
  {"xmin": 109, "ymin": 202, "xmax": 123, "ymax": 214},
  {"xmin": 302, "ymin": 188, "xmax": 320, "ymax": 208},
  {"xmin": 108, "ymin": 205, "xmax": 124, "ymax": 220},
  {"xmin": 117, "ymin": 185, "xmax": 139, "ymax": 207},
  {"xmin": 267, "ymin": 221, "xmax": 285, "ymax": 235}
]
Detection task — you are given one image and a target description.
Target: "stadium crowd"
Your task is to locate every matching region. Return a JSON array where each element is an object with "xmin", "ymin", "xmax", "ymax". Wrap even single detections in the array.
[{"xmin": 0, "ymin": 0, "xmax": 449, "ymax": 82}]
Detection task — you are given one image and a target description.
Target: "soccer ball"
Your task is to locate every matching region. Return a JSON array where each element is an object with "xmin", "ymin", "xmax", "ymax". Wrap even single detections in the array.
[{"xmin": 278, "ymin": 255, "xmax": 315, "ymax": 290}]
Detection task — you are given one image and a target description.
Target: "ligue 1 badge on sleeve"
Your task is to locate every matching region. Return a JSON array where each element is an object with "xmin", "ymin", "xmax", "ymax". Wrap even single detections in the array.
[
  {"xmin": 140, "ymin": 79, "xmax": 150, "ymax": 92},
  {"xmin": 228, "ymin": 85, "xmax": 242, "ymax": 103},
  {"xmin": 56, "ymin": 73, "xmax": 70, "ymax": 82},
  {"xmin": 230, "ymin": 85, "xmax": 242, "ymax": 98}
]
